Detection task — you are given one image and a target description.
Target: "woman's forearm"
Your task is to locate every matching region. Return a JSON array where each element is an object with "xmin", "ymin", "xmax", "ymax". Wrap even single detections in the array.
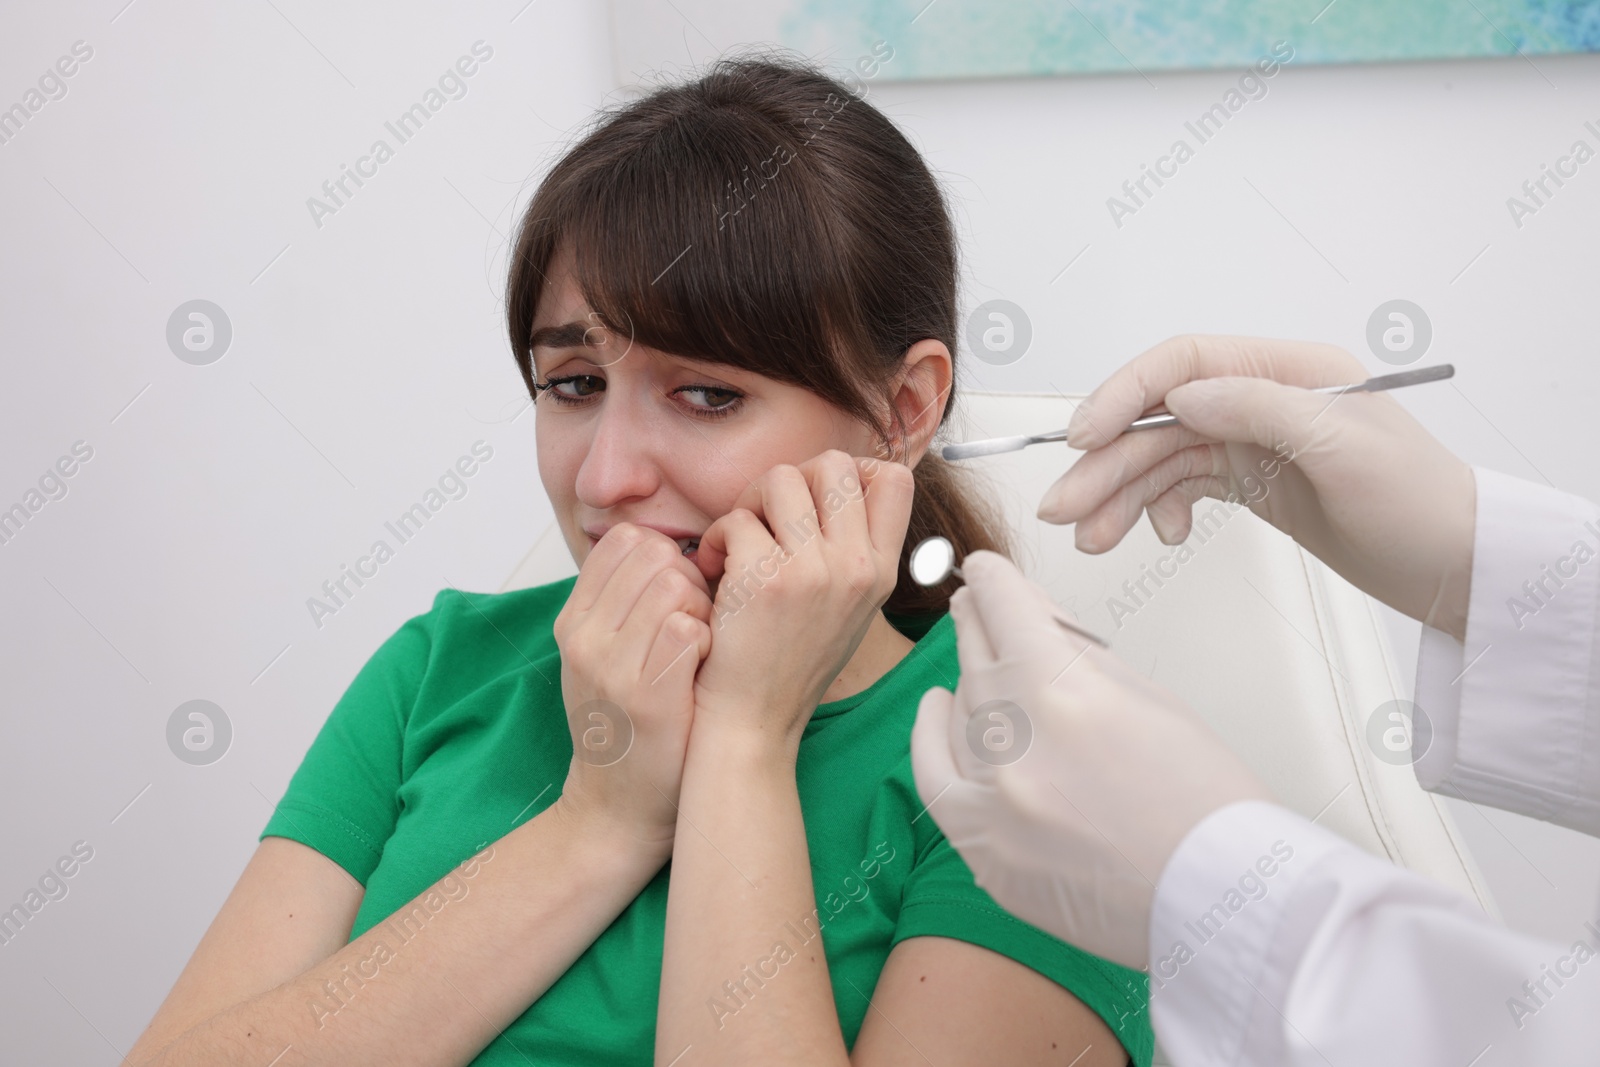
[
  {"xmin": 657, "ymin": 726, "xmax": 850, "ymax": 1065},
  {"xmin": 129, "ymin": 800, "xmax": 667, "ymax": 1067}
]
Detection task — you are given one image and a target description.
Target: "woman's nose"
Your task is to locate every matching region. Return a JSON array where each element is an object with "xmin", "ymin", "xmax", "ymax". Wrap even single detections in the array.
[{"xmin": 573, "ymin": 400, "xmax": 663, "ymax": 509}]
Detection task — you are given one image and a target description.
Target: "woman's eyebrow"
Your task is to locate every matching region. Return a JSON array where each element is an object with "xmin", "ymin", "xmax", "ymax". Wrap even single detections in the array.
[
  {"xmin": 529, "ymin": 328, "xmax": 739, "ymax": 379},
  {"xmin": 528, "ymin": 321, "xmax": 591, "ymax": 350}
]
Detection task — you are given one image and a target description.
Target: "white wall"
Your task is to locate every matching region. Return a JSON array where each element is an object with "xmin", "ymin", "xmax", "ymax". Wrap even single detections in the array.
[{"xmin": 0, "ymin": 1, "xmax": 1595, "ymax": 1059}]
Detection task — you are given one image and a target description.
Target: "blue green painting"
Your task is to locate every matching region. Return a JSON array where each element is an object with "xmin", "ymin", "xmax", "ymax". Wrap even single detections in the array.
[{"xmin": 775, "ymin": 0, "xmax": 1600, "ymax": 78}]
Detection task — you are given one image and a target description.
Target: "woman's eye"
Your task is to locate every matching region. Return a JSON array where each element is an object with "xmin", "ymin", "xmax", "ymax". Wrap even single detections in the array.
[
  {"xmin": 539, "ymin": 374, "xmax": 743, "ymax": 419},
  {"xmin": 675, "ymin": 385, "xmax": 742, "ymax": 413},
  {"xmin": 542, "ymin": 374, "xmax": 603, "ymax": 402}
]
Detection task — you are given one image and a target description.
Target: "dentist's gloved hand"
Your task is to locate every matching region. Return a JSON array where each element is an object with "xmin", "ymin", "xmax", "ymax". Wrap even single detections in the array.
[
  {"xmin": 910, "ymin": 550, "xmax": 1272, "ymax": 970},
  {"xmin": 1038, "ymin": 335, "xmax": 1478, "ymax": 641}
]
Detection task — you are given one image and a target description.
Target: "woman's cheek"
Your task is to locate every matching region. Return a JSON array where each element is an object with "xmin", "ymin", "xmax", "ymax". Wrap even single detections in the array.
[{"xmin": 535, "ymin": 429, "xmax": 583, "ymax": 548}]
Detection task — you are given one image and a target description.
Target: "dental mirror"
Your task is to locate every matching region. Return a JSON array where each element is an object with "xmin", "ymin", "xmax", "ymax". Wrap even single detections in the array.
[
  {"xmin": 909, "ymin": 535, "xmax": 958, "ymax": 587},
  {"xmin": 908, "ymin": 535, "xmax": 1110, "ymax": 648}
]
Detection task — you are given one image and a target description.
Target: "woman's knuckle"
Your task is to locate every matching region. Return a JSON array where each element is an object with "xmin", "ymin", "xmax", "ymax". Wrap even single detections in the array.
[
  {"xmin": 842, "ymin": 552, "xmax": 875, "ymax": 587},
  {"xmin": 641, "ymin": 537, "xmax": 676, "ymax": 566}
]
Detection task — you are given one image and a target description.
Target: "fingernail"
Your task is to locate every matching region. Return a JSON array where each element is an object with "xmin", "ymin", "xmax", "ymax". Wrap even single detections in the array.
[{"xmin": 1038, "ymin": 484, "xmax": 1067, "ymax": 522}]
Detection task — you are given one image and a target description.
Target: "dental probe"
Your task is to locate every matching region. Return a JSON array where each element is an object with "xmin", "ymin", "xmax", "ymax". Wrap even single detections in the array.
[{"xmin": 941, "ymin": 363, "xmax": 1456, "ymax": 461}]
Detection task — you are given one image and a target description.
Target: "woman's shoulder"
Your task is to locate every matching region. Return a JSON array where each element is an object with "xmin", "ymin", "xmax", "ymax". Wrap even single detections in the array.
[
  {"xmin": 343, "ymin": 575, "xmax": 576, "ymax": 740},
  {"xmin": 405, "ymin": 574, "xmax": 577, "ymax": 672},
  {"xmin": 427, "ymin": 573, "xmax": 577, "ymax": 627}
]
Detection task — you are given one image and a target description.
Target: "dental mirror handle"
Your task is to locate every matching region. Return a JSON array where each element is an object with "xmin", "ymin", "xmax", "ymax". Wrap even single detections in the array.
[
  {"xmin": 910, "ymin": 536, "xmax": 1111, "ymax": 648},
  {"xmin": 1046, "ymin": 607, "xmax": 1109, "ymax": 648},
  {"xmin": 947, "ymin": 562, "xmax": 1109, "ymax": 648}
]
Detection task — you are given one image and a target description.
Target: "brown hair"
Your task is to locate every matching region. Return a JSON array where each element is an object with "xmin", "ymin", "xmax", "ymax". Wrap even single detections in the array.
[{"xmin": 506, "ymin": 49, "xmax": 1012, "ymax": 615}]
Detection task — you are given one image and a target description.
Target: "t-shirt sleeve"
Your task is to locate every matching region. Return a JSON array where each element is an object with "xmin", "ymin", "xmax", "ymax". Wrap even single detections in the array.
[
  {"xmin": 257, "ymin": 600, "xmax": 438, "ymax": 885},
  {"xmin": 892, "ymin": 830, "xmax": 1155, "ymax": 1067}
]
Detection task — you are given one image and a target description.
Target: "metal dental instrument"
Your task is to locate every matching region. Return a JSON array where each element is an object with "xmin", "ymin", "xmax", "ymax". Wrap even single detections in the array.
[
  {"xmin": 908, "ymin": 535, "xmax": 1110, "ymax": 648},
  {"xmin": 940, "ymin": 363, "xmax": 1456, "ymax": 461}
]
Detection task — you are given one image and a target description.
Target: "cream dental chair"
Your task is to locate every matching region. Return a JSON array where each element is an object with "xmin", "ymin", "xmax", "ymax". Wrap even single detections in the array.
[{"xmin": 501, "ymin": 388, "xmax": 1496, "ymax": 1060}]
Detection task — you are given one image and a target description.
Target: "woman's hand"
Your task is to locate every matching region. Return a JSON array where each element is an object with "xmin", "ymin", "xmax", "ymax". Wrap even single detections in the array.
[
  {"xmin": 551, "ymin": 524, "xmax": 714, "ymax": 854},
  {"xmin": 689, "ymin": 449, "xmax": 915, "ymax": 755},
  {"xmin": 1038, "ymin": 334, "xmax": 1477, "ymax": 640}
]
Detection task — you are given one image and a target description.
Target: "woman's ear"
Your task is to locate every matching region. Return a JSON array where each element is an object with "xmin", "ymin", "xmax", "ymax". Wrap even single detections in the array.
[{"xmin": 884, "ymin": 339, "xmax": 953, "ymax": 465}]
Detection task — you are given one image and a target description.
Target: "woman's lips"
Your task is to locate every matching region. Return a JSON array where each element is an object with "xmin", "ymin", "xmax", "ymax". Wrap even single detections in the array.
[{"xmin": 583, "ymin": 532, "xmax": 701, "ymax": 559}]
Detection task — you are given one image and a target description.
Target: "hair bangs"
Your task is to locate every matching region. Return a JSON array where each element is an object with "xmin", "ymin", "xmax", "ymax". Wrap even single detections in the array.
[
  {"xmin": 566, "ymin": 121, "xmax": 874, "ymax": 420},
  {"xmin": 511, "ymin": 75, "xmax": 883, "ymax": 425}
]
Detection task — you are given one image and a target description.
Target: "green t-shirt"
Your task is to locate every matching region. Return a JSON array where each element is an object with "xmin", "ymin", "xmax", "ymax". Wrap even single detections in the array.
[{"xmin": 260, "ymin": 576, "xmax": 1153, "ymax": 1065}]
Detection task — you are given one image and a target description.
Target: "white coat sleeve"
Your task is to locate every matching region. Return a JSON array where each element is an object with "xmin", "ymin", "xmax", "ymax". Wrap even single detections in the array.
[
  {"xmin": 1145, "ymin": 473, "xmax": 1600, "ymax": 1065},
  {"xmin": 1147, "ymin": 800, "xmax": 1600, "ymax": 1066},
  {"xmin": 1412, "ymin": 466, "xmax": 1600, "ymax": 832}
]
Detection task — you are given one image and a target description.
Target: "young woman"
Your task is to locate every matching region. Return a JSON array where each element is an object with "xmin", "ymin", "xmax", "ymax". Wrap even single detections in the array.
[{"xmin": 124, "ymin": 53, "xmax": 1151, "ymax": 1067}]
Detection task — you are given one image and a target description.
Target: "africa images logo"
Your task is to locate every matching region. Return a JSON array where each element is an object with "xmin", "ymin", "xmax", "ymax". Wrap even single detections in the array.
[{"xmin": 305, "ymin": 41, "xmax": 494, "ymax": 230}]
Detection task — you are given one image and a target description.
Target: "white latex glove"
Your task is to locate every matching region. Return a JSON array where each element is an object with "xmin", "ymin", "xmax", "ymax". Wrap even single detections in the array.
[
  {"xmin": 1038, "ymin": 335, "xmax": 1478, "ymax": 641},
  {"xmin": 910, "ymin": 549, "xmax": 1272, "ymax": 970}
]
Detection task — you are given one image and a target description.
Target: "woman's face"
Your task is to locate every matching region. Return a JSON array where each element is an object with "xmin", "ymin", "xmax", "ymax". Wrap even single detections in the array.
[{"xmin": 530, "ymin": 244, "xmax": 902, "ymax": 576}]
